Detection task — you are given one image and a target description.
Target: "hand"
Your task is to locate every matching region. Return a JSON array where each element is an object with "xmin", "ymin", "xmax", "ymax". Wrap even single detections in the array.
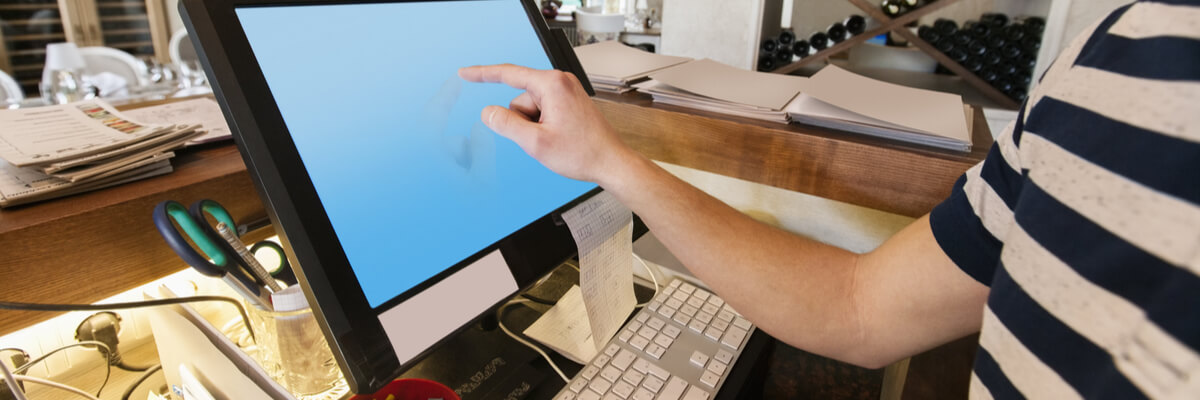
[{"xmin": 457, "ymin": 64, "xmax": 637, "ymax": 185}]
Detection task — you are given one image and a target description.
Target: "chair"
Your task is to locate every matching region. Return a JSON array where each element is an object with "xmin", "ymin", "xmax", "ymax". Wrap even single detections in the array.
[
  {"xmin": 169, "ymin": 28, "xmax": 199, "ymax": 66},
  {"xmin": 77, "ymin": 46, "xmax": 149, "ymax": 88},
  {"xmin": 0, "ymin": 69, "xmax": 23, "ymax": 103}
]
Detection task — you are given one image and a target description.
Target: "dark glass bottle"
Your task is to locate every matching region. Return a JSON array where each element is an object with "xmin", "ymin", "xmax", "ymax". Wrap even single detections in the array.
[
  {"xmin": 761, "ymin": 39, "xmax": 779, "ymax": 54},
  {"xmin": 979, "ymin": 68, "xmax": 1000, "ymax": 83},
  {"xmin": 967, "ymin": 40, "xmax": 988, "ymax": 56},
  {"xmin": 845, "ymin": 15, "xmax": 867, "ymax": 35},
  {"xmin": 1022, "ymin": 36, "xmax": 1041, "ymax": 53},
  {"xmin": 953, "ymin": 32, "xmax": 973, "ymax": 47},
  {"xmin": 778, "ymin": 30, "xmax": 796, "ymax": 46},
  {"xmin": 918, "ymin": 25, "xmax": 941, "ymax": 43},
  {"xmin": 1003, "ymin": 24, "xmax": 1025, "ymax": 41},
  {"xmin": 810, "ymin": 32, "xmax": 830, "ymax": 51},
  {"xmin": 758, "ymin": 57, "xmax": 776, "ymax": 72},
  {"xmin": 997, "ymin": 63, "xmax": 1018, "ymax": 77},
  {"xmin": 1001, "ymin": 44, "xmax": 1022, "ymax": 59},
  {"xmin": 986, "ymin": 35, "xmax": 1007, "ymax": 50},
  {"xmin": 984, "ymin": 52, "xmax": 1003, "ymax": 66},
  {"xmin": 827, "ymin": 22, "xmax": 848, "ymax": 43},
  {"xmin": 793, "ymin": 40, "xmax": 811, "ymax": 57},
  {"xmin": 776, "ymin": 48, "xmax": 794, "ymax": 63},
  {"xmin": 970, "ymin": 21, "xmax": 991, "ymax": 37},
  {"xmin": 933, "ymin": 18, "xmax": 958, "ymax": 36},
  {"xmin": 992, "ymin": 79, "xmax": 1014, "ymax": 93},
  {"xmin": 948, "ymin": 49, "xmax": 969, "ymax": 63},
  {"xmin": 881, "ymin": 0, "xmax": 905, "ymax": 17},
  {"xmin": 964, "ymin": 57, "xmax": 984, "ymax": 73},
  {"xmin": 901, "ymin": 0, "xmax": 921, "ymax": 9},
  {"xmin": 981, "ymin": 13, "xmax": 1008, "ymax": 28},
  {"xmin": 935, "ymin": 37, "xmax": 955, "ymax": 53}
]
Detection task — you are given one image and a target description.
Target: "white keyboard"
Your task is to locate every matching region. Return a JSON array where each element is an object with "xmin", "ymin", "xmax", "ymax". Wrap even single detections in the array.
[{"xmin": 554, "ymin": 279, "xmax": 756, "ymax": 400}]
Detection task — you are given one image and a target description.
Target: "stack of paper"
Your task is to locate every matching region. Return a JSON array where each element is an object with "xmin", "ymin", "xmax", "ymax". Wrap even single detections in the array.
[
  {"xmin": 634, "ymin": 59, "xmax": 808, "ymax": 123},
  {"xmin": 786, "ymin": 65, "xmax": 972, "ymax": 152},
  {"xmin": 0, "ymin": 101, "xmax": 203, "ymax": 207},
  {"xmin": 574, "ymin": 41, "xmax": 692, "ymax": 93}
]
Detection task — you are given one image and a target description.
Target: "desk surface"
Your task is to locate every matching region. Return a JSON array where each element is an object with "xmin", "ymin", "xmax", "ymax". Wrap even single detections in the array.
[{"xmin": 0, "ymin": 92, "xmax": 988, "ymax": 337}]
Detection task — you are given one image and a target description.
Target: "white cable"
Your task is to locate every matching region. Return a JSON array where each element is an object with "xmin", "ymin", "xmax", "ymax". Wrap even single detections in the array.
[
  {"xmin": 0, "ymin": 359, "xmax": 28, "ymax": 400},
  {"xmin": 633, "ymin": 253, "xmax": 660, "ymax": 308},
  {"xmin": 498, "ymin": 299, "xmax": 571, "ymax": 383},
  {"xmin": 11, "ymin": 375, "xmax": 99, "ymax": 400}
]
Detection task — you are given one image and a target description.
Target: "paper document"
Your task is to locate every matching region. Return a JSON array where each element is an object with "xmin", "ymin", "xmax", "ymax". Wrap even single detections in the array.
[
  {"xmin": 648, "ymin": 59, "xmax": 808, "ymax": 111},
  {"xmin": 561, "ymin": 191, "xmax": 637, "ymax": 351},
  {"xmin": 122, "ymin": 98, "xmax": 233, "ymax": 145},
  {"xmin": 803, "ymin": 65, "xmax": 969, "ymax": 144},
  {"xmin": 574, "ymin": 41, "xmax": 692, "ymax": 83},
  {"xmin": 0, "ymin": 101, "xmax": 173, "ymax": 167},
  {"xmin": 523, "ymin": 285, "xmax": 597, "ymax": 364}
]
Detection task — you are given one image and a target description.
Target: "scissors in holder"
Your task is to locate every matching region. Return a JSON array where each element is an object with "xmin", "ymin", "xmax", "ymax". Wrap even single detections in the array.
[{"xmin": 153, "ymin": 199, "xmax": 273, "ymax": 310}]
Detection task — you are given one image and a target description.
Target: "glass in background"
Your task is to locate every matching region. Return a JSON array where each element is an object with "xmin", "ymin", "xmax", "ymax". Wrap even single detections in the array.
[
  {"xmin": 0, "ymin": 0, "xmax": 67, "ymax": 97},
  {"xmin": 39, "ymin": 42, "xmax": 92, "ymax": 104}
]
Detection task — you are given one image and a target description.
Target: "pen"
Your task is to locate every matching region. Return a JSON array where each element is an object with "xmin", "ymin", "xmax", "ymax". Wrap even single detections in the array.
[{"xmin": 216, "ymin": 222, "xmax": 284, "ymax": 292}]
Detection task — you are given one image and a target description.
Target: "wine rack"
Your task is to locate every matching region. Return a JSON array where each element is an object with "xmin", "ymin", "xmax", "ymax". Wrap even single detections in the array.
[{"xmin": 771, "ymin": 0, "xmax": 1023, "ymax": 109}]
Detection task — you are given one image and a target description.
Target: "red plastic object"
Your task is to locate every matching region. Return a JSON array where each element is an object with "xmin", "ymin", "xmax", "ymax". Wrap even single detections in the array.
[{"xmin": 348, "ymin": 378, "xmax": 461, "ymax": 400}]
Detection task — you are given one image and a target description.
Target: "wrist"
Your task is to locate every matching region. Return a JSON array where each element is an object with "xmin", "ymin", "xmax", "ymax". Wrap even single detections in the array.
[{"xmin": 596, "ymin": 146, "xmax": 653, "ymax": 196}]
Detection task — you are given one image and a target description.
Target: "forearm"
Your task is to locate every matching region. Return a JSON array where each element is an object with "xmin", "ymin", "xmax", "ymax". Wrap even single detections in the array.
[{"xmin": 598, "ymin": 150, "xmax": 870, "ymax": 363}]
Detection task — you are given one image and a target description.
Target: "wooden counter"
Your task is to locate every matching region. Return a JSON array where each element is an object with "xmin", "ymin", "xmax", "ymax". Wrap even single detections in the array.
[{"xmin": 0, "ymin": 93, "xmax": 989, "ymax": 336}]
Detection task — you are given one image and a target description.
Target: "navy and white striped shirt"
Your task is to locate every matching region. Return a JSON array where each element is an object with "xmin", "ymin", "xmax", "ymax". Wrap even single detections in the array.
[{"xmin": 929, "ymin": 1, "xmax": 1200, "ymax": 398}]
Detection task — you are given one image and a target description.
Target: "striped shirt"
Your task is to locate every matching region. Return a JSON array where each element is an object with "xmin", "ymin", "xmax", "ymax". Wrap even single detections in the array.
[{"xmin": 928, "ymin": 1, "xmax": 1200, "ymax": 398}]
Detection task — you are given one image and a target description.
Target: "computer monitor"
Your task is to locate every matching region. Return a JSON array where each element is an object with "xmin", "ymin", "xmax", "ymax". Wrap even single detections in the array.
[{"xmin": 180, "ymin": 0, "xmax": 619, "ymax": 393}]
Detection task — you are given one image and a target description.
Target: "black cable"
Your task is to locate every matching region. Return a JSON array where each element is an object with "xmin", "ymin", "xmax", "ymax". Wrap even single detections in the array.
[
  {"xmin": 0, "ymin": 296, "xmax": 256, "ymax": 342},
  {"xmin": 120, "ymin": 364, "xmax": 162, "ymax": 400},
  {"xmin": 115, "ymin": 360, "xmax": 156, "ymax": 373}
]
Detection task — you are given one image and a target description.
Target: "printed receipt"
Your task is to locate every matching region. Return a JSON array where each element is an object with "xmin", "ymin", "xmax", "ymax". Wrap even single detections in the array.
[{"xmin": 561, "ymin": 191, "xmax": 637, "ymax": 351}]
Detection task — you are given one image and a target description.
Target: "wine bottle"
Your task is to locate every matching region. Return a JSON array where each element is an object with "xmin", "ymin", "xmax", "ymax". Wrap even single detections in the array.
[
  {"xmin": 901, "ymin": 0, "xmax": 921, "ymax": 9},
  {"xmin": 1001, "ymin": 44, "xmax": 1022, "ymax": 59},
  {"xmin": 984, "ymin": 52, "xmax": 1003, "ymax": 66},
  {"xmin": 981, "ymin": 13, "xmax": 1008, "ymax": 28},
  {"xmin": 967, "ymin": 40, "xmax": 988, "ymax": 56},
  {"xmin": 948, "ymin": 49, "xmax": 969, "ymax": 63},
  {"xmin": 935, "ymin": 37, "xmax": 955, "ymax": 53},
  {"xmin": 845, "ymin": 15, "xmax": 867, "ymax": 35},
  {"xmin": 793, "ymin": 40, "xmax": 811, "ymax": 57},
  {"xmin": 997, "ymin": 63, "xmax": 1018, "ymax": 77},
  {"xmin": 1021, "ymin": 36, "xmax": 1041, "ymax": 53},
  {"xmin": 810, "ymin": 32, "xmax": 830, "ymax": 51},
  {"xmin": 953, "ymin": 32, "xmax": 973, "ymax": 47},
  {"xmin": 969, "ymin": 21, "xmax": 991, "ymax": 37},
  {"xmin": 979, "ymin": 68, "xmax": 1000, "ymax": 83},
  {"xmin": 881, "ymin": 0, "xmax": 905, "ymax": 17},
  {"xmin": 758, "ymin": 57, "xmax": 776, "ymax": 72},
  {"xmin": 964, "ymin": 57, "xmax": 984, "ymax": 73},
  {"xmin": 918, "ymin": 25, "xmax": 941, "ymax": 43},
  {"xmin": 992, "ymin": 79, "xmax": 1014, "ymax": 93},
  {"xmin": 761, "ymin": 39, "xmax": 779, "ymax": 54},
  {"xmin": 1003, "ymin": 25, "xmax": 1025, "ymax": 41},
  {"xmin": 933, "ymin": 18, "xmax": 958, "ymax": 36},
  {"xmin": 778, "ymin": 30, "xmax": 796, "ymax": 47},
  {"xmin": 776, "ymin": 48, "xmax": 794, "ymax": 63},
  {"xmin": 986, "ymin": 35, "xmax": 1007, "ymax": 50},
  {"xmin": 827, "ymin": 22, "xmax": 848, "ymax": 43}
]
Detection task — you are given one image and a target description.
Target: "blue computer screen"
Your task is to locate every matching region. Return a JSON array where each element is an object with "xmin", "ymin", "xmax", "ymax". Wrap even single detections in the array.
[{"xmin": 237, "ymin": 1, "xmax": 596, "ymax": 308}]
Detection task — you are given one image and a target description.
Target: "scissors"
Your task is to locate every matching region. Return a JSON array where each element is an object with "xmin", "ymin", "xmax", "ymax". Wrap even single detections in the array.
[{"xmin": 153, "ymin": 199, "xmax": 272, "ymax": 309}]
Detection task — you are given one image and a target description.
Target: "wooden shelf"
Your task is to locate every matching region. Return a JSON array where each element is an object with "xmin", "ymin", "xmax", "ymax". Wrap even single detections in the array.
[
  {"xmin": 102, "ymin": 27, "xmax": 151, "ymax": 35},
  {"xmin": 0, "ymin": 4, "xmax": 58, "ymax": 11},
  {"xmin": 6, "ymin": 18, "xmax": 63, "ymax": 27},
  {"xmin": 6, "ymin": 33, "xmax": 67, "ymax": 41},
  {"xmin": 100, "ymin": 14, "xmax": 149, "ymax": 22},
  {"xmin": 773, "ymin": 0, "xmax": 961, "ymax": 74}
]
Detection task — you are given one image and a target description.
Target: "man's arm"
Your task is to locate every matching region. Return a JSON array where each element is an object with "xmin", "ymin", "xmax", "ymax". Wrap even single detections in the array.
[{"xmin": 459, "ymin": 65, "xmax": 989, "ymax": 368}]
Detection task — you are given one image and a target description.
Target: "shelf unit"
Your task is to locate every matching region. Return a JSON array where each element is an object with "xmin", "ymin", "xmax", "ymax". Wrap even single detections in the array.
[
  {"xmin": 0, "ymin": 0, "xmax": 171, "ymax": 96},
  {"xmin": 772, "ymin": 0, "xmax": 1022, "ymax": 109}
]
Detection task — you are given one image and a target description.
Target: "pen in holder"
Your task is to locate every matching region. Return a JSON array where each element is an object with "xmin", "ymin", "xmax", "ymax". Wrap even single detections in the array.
[{"xmin": 245, "ymin": 286, "xmax": 346, "ymax": 399}]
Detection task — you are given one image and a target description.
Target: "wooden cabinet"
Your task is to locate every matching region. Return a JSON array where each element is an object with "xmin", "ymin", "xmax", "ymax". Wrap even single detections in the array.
[{"xmin": 0, "ymin": 0, "xmax": 170, "ymax": 95}]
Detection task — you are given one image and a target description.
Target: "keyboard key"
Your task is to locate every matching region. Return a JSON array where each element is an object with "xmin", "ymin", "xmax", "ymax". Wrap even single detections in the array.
[
  {"xmin": 592, "ymin": 354, "xmax": 612, "ymax": 367},
  {"xmin": 668, "ymin": 280, "xmax": 681, "ymax": 288},
  {"xmin": 700, "ymin": 303, "xmax": 720, "ymax": 315},
  {"xmin": 602, "ymin": 393, "xmax": 621, "ymax": 400},
  {"xmin": 570, "ymin": 379, "xmax": 589, "ymax": 393},
  {"xmin": 706, "ymin": 360, "xmax": 727, "ymax": 375},
  {"xmin": 605, "ymin": 344, "xmax": 620, "ymax": 357},
  {"xmin": 733, "ymin": 317, "xmax": 752, "ymax": 330},
  {"xmin": 653, "ymin": 333, "xmax": 674, "ymax": 349},
  {"xmin": 680, "ymin": 304, "xmax": 698, "ymax": 317},
  {"xmin": 679, "ymin": 282, "xmax": 696, "ymax": 294},
  {"xmin": 582, "ymin": 365, "xmax": 601, "ymax": 380},
  {"xmin": 633, "ymin": 388, "xmax": 655, "ymax": 400},
  {"xmin": 711, "ymin": 319, "xmax": 729, "ymax": 332},
  {"xmin": 663, "ymin": 287, "xmax": 676, "ymax": 298},
  {"xmin": 618, "ymin": 330, "xmax": 633, "ymax": 343},
  {"xmin": 601, "ymin": 365, "xmax": 622, "ymax": 382},
  {"xmin": 638, "ymin": 326, "xmax": 657, "ymax": 340},
  {"xmin": 647, "ymin": 317, "xmax": 666, "ymax": 330},
  {"xmin": 672, "ymin": 291, "xmax": 689, "ymax": 302},
  {"xmin": 693, "ymin": 290, "xmax": 710, "ymax": 301},
  {"xmin": 660, "ymin": 377, "xmax": 689, "ymax": 400},
  {"xmin": 646, "ymin": 343, "xmax": 666, "ymax": 359},
  {"xmin": 688, "ymin": 320, "xmax": 706, "ymax": 333},
  {"xmin": 635, "ymin": 313, "xmax": 649, "ymax": 323},
  {"xmin": 642, "ymin": 375, "xmax": 665, "ymax": 392},
  {"xmin": 721, "ymin": 327, "xmax": 748, "ymax": 349},
  {"xmin": 627, "ymin": 321, "xmax": 643, "ymax": 332},
  {"xmin": 662, "ymin": 325, "xmax": 682, "ymax": 338},
  {"xmin": 622, "ymin": 369, "xmax": 645, "ymax": 386},
  {"xmin": 686, "ymin": 297, "xmax": 704, "ymax": 309},
  {"xmin": 659, "ymin": 307, "xmax": 677, "ymax": 319},
  {"xmin": 665, "ymin": 298, "xmax": 684, "ymax": 309},
  {"xmin": 579, "ymin": 390, "xmax": 602, "ymax": 400},
  {"xmin": 695, "ymin": 311, "xmax": 714, "ymax": 324},
  {"xmin": 714, "ymin": 349, "xmax": 734, "ymax": 364},
  {"xmin": 704, "ymin": 327, "xmax": 722, "ymax": 340},
  {"xmin": 716, "ymin": 310, "xmax": 734, "ymax": 322},
  {"xmin": 688, "ymin": 350, "xmax": 709, "ymax": 367},
  {"xmin": 699, "ymin": 370, "xmax": 720, "ymax": 388},
  {"xmin": 613, "ymin": 349, "xmax": 636, "ymax": 370},
  {"xmin": 647, "ymin": 363, "xmax": 671, "ymax": 380},
  {"xmin": 683, "ymin": 386, "xmax": 711, "ymax": 400},
  {"xmin": 612, "ymin": 381, "xmax": 635, "ymax": 398},
  {"xmin": 672, "ymin": 313, "xmax": 691, "ymax": 326},
  {"xmin": 589, "ymin": 379, "xmax": 612, "ymax": 394},
  {"xmin": 707, "ymin": 296, "xmax": 724, "ymax": 307},
  {"xmin": 555, "ymin": 391, "xmax": 577, "ymax": 400},
  {"xmin": 632, "ymin": 358, "xmax": 650, "ymax": 373},
  {"xmin": 630, "ymin": 336, "xmax": 650, "ymax": 351},
  {"xmin": 722, "ymin": 304, "xmax": 740, "ymax": 316},
  {"xmin": 648, "ymin": 301, "xmax": 661, "ymax": 312}
]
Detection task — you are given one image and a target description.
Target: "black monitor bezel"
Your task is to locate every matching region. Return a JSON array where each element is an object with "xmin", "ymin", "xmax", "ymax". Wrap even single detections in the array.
[{"xmin": 179, "ymin": 0, "xmax": 619, "ymax": 393}]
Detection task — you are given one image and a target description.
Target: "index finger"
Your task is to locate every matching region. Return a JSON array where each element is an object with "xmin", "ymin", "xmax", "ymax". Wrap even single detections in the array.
[{"xmin": 458, "ymin": 64, "xmax": 544, "ymax": 92}]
